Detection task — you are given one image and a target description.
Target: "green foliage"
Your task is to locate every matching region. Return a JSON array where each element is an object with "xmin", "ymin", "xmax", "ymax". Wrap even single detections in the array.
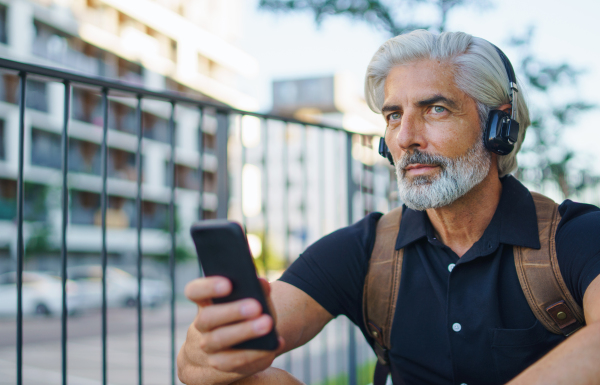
[
  {"xmin": 311, "ymin": 358, "xmax": 376, "ymax": 385},
  {"xmin": 259, "ymin": 0, "xmax": 488, "ymax": 34},
  {"xmin": 25, "ymin": 224, "xmax": 57, "ymax": 255},
  {"xmin": 511, "ymin": 29, "xmax": 597, "ymax": 198},
  {"xmin": 251, "ymin": 232, "xmax": 288, "ymax": 276}
]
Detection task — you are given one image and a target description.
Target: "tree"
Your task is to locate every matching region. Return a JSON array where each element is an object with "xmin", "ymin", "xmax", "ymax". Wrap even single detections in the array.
[
  {"xmin": 510, "ymin": 29, "xmax": 597, "ymax": 198},
  {"xmin": 259, "ymin": 0, "xmax": 598, "ymax": 200},
  {"xmin": 259, "ymin": 0, "xmax": 487, "ymax": 34}
]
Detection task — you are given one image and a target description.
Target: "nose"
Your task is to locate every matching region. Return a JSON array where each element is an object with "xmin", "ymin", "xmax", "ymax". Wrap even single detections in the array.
[{"xmin": 386, "ymin": 110, "xmax": 425, "ymax": 157}]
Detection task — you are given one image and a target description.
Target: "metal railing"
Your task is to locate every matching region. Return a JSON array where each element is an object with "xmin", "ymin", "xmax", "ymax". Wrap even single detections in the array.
[{"xmin": 0, "ymin": 57, "xmax": 398, "ymax": 385}]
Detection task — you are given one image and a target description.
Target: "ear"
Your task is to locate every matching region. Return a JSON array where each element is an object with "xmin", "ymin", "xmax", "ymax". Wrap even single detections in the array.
[{"xmin": 497, "ymin": 103, "xmax": 512, "ymax": 115}]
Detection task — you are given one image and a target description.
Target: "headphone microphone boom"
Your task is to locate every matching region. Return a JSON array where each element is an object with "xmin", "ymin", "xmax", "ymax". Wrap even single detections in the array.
[{"xmin": 378, "ymin": 42, "xmax": 520, "ymax": 165}]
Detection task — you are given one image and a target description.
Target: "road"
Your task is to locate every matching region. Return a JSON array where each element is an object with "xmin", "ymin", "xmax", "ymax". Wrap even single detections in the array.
[
  {"xmin": 0, "ymin": 302, "xmax": 197, "ymax": 347},
  {"xmin": 0, "ymin": 303, "xmax": 375, "ymax": 385}
]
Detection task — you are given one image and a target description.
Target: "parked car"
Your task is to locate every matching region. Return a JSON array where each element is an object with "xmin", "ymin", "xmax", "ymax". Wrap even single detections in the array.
[
  {"xmin": 67, "ymin": 265, "xmax": 170, "ymax": 309},
  {"xmin": 0, "ymin": 271, "xmax": 84, "ymax": 316}
]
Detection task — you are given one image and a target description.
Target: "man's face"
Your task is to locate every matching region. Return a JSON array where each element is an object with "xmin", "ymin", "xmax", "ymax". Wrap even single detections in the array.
[{"xmin": 382, "ymin": 59, "xmax": 492, "ymax": 210}]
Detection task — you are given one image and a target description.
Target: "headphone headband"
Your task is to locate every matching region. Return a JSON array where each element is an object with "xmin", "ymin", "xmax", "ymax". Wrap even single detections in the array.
[{"xmin": 491, "ymin": 44, "xmax": 519, "ymax": 122}]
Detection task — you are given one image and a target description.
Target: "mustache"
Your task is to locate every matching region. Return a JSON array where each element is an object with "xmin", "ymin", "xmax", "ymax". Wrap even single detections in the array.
[{"xmin": 397, "ymin": 149, "xmax": 450, "ymax": 170}]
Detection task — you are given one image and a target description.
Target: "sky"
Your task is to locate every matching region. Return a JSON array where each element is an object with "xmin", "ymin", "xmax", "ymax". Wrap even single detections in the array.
[{"xmin": 237, "ymin": 0, "xmax": 600, "ymax": 173}]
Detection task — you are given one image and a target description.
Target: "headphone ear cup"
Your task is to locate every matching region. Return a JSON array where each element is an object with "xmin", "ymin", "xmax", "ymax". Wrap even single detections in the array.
[
  {"xmin": 484, "ymin": 109, "xmax": 515, "ymax": 155},
  {"xmin": 378, "ymin": 137, "xmax": 395, "ymax": 166}
]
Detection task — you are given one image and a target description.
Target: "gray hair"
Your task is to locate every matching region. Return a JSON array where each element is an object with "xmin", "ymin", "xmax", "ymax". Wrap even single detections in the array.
[{"xmin": 365, "ymin": 30, "xmax": 530, "ymax": 177}]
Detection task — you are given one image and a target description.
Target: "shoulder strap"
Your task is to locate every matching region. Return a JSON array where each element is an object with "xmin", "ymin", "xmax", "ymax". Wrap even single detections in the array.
[
  {"xmin": 514, "ymin": 192, "xmax": 585, "ymax": 336},
  {"xmin": 363, "ymin": 206, "xmax": 403, "ymax": 365}
]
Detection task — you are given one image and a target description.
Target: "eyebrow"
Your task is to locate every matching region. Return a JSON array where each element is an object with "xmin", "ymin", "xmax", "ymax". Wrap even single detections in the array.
[
  {"xmin": 417, "ymin": 94, "xmax": 459, "ymax": 109},
  {"xmin": 381, "ymin": 104, "xmax": 401, "ymax": 113},
  {"xmin": 381, "ymin": 94, "xmax": 459, "ymax": 114}
]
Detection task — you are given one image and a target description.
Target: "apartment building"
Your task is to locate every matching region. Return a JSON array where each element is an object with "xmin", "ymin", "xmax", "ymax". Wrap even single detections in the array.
[{"xmin": 0, "ymin": 0, "xmax": 258, "ymax": 272}]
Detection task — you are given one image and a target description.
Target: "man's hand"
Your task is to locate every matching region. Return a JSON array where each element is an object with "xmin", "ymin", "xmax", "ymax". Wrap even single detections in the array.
[{"xmin": 177, "ymin": 276, "xmax": 286, "ymax": 385}]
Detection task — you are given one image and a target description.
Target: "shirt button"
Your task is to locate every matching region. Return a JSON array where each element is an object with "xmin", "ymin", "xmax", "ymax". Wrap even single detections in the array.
[
  {"xmin": 452, "ymin": 323, "xmax": 462, "ymax": 332},
  {"xmin": 448, "ymin": 263, "xmax": 455, "ymax": 272}
]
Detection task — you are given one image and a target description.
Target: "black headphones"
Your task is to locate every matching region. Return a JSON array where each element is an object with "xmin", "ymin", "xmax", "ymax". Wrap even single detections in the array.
[{"xmin": 378, "ymin": 43, "xmax": 520, "ymax": 165}]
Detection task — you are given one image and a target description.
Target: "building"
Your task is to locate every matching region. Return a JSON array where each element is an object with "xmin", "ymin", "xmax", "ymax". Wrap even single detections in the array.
[{"xmin": 0, "ymin": 0, "xmax": 259, "ymax": 274}]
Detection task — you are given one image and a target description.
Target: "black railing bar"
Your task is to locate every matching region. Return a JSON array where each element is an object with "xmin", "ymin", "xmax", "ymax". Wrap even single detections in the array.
[
  {"xmin": 197, "ymin": 107, "xmax": 204, "ymax": 220},
  {"xmin": 345, "ymin": 131, "xmax": 358, "ymax": 385},
  {"xmin": 135, "ymin": 94, "xmax": 144, "ymax": 385},
  {"xmin": 318, "ymin": 128, "xmax": 328, "ymax": 382},
  {"xmin": 60, "ymin": 80, "xmax": 71, "ymax": 385},
  {"xmin": 100, "ymin": 87, "xmax": 110, "ymax": 385},
  {"xmin": 282, "ymin": 122, "xmax": 292, "ymax": 373},
  {"xmin": 0, "ymin": 58, "xmax": 355, "ymax": 133},
  {"xmin": 332, "ymin": 132, "xmax": 344, "ymax": 382},
  {"xmin": 301, "ymin": 125, "xmax": 310, "ymax": 384},
  {"xmin": 168, "ymin": 101, "xmax": 177, "ymax": 385},
  {"xmin": 240, "ymin": 115, "xmax": 246, "ymax": 231},
  {"xmin": 261, "ymin": 118, "xmax": 269, "ymax": 275},
  {"xmin": 361, "ymin": 136, "xmax": 367, "ymax": 216},
  {"xmin": 15, "ymin": 71, "xmax": 26, "ymax": 385}
]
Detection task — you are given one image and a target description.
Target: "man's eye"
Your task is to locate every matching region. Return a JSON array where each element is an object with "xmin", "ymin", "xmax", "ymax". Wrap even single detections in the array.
[
  {"xmin": 432, "ymin": 106, "xmax": 446, "ymax": 113},
  {"xmin": 389, "ymin": 112, "xmax": 401, "ymax": 120}
]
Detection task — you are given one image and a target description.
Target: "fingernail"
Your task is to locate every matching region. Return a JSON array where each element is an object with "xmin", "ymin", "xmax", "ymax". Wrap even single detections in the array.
[
  {"xmin": 240, "ymin": 302, "xmax": 258, "ymax": 317},
  {"xmin": 253, "ymin": 316, "xmax": 270, "ymax": 334},
  {"xmin": 214, "ymin": 281, "xmax": 229, "ymax": 295}
]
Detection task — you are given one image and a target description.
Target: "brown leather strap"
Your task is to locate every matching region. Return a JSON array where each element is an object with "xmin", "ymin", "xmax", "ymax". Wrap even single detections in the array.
[
  {"xmin": 514, "ymin": 192, "xmax": 585, "ymax": 335},
  {"xmin": 363, "ymin": 206, "xmax": 403, "ymax": 364}
]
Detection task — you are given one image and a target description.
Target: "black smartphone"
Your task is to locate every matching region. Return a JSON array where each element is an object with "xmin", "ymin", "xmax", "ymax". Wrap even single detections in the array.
[{"xmin": 190, "ymin": 220, "xmax": 279, "ymax": 351}]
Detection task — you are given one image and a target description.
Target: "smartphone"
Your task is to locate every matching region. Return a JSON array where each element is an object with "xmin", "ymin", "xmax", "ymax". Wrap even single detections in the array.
[{"xmin": 190, "ymin": 220, "xmax": 279, "ymax": 351}]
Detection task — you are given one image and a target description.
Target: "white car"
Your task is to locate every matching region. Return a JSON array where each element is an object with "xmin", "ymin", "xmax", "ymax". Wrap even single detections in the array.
[
  {"xmin": 0, "ymin": 271, "xmax": 84, "ymax": 316},
  {"xmin": 67, "ymin": 265, "xmax": 170, "ymax": 309}
]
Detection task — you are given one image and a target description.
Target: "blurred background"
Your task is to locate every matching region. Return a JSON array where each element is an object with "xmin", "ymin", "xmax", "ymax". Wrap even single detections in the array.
[{"xmin": 0, "ymin": 0, "xmax": 598, "ymax": 384}]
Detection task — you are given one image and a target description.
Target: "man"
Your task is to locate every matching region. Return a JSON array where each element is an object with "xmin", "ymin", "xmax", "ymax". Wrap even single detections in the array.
[{"xmin": 177, "ymin": 30, "xmax": 600, "ymax": 385}]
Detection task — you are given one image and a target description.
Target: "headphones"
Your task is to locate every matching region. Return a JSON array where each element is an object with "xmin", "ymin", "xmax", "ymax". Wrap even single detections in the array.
[{"xmin": 378, "ymin": 43, "xmax": 520, "ymax": 166}]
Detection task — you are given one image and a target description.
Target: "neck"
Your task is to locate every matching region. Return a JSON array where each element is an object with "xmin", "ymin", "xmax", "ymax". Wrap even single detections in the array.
[{"xmin": 425, "ymin": 166, "xmax": 503, "ymax": 258}]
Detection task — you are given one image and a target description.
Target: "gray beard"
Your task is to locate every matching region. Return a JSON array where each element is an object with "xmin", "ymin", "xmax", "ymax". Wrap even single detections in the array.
[{"xmin": 395, "ymin": 138, "xmax": 492, "ymax": 211}]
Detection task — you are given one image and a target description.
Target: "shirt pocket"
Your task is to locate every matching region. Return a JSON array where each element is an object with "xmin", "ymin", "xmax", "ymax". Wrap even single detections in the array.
[{"xmin": 491, "ymin": 320, "xmax": 564, "ymax": 384}]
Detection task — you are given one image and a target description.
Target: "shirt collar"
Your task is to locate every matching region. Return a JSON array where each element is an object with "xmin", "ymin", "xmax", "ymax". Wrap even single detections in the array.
[{"xmin": 395, "ymin": 175, "xmax": 540, "ymax": 250}]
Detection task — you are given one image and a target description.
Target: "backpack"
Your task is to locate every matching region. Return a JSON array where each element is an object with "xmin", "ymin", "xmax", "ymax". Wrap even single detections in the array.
[{"xmin": 362, "ymin": 192, "xmax": 586, "ymax": 385}]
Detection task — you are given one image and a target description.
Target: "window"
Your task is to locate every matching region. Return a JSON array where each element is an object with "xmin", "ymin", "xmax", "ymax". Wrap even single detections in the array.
[
  {"xmin": 0, "ymin": 76, "xmax": 48, "ymax": 111},
  {"xmin": 71, "ymin": 190, "xmax": 100, "ymax": 225},
  {"xmin": 0, "ymin": 119, "xmax": 4, "ymax": 161},
  {"xmin": 0, "ymin": 5, "xmax": 7, "ymax": 44},
  {"xmin": 143, "ymin": 112, "xmax": 169, "ymax": 143},
  {"xmin": 0, "ymin": 179, "xmax": 47, "ymax": 221},
  {"xmin": 31, "ymin": 129, "xmax": 61, "ymax": 169},
  {"xmin": 68, "ymin": 138, "xmax": 101, "ymax": 175},
  {"xmin": 26, "ymin": 80, "xmax": 48, "ymax": 112},
  {"xmin": 140, "ymin": 201, "xmax": 167, "ymax": 229},
  {"xmin": 72, "ymin": 88, "xmax": 102, "ymax": 124},
  {"xmin": 0, "ymin": 178, "xmax": 16, "ymax": 220},
  {"xmin": 110, "ymin": 101, "xmax": 136, "ymax": 134},
  {"xmin": 108, "ymin": 148, "xmax": 136, "ymax": 181},
  {"xmin": 32, "ymin": 21, "xmax": 101, "ymax": 76},
  {"xmin": 166, "ymin": 163, "xmax": 200, "ymax": 190}
]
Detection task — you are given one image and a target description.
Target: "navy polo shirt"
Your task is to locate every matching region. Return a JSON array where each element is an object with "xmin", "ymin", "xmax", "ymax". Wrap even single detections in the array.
[{"xmin": 280, "ymin": 176, "xmax": 600, "ymax": 385}]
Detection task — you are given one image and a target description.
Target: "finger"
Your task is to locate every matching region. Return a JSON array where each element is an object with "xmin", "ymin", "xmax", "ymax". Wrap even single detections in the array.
[
  {"xmin": 200, "ymin": 314, "xmax": 273, "ymax": 354},
  {"xmin": 207, "ymin": 347, "xmax": 278, "ymax": 374},
  {"xmin": 195, "ymin": 298, "xmax": 262, "ymax": 332},
  {"xmin": 184, "ymin": 277, "xmax": 231, "ymax": 304}
]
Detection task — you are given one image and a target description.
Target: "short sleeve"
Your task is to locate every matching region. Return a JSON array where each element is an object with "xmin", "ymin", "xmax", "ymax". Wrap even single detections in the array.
[
  {"xmin": 279, "ymin": 212, "xmax": 382, "ymax": 327},
  {"xmin": 556, "ymin": 200, "xmax": 600, "ymax": 307}
]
